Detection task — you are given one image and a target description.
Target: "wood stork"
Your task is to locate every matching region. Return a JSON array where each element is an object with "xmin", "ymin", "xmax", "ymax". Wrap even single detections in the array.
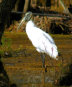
[{"xmin": 17, "ymin": 12, "xmax": 58, "ymax": 69}]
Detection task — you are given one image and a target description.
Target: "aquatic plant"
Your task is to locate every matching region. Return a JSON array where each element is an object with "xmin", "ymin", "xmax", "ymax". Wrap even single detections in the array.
[{"xmin": 0, "ymin": 37, "xmax": 12, "ymax": 57}]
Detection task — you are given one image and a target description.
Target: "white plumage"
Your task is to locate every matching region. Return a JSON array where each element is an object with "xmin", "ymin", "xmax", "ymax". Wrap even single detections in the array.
[
  {"xmin": 26, "ymin": 20, "xmax": 58, "ymax": 59},
  {"xmin": 18, "ymin": 12, "xmax": 58, "ymax": 68}
]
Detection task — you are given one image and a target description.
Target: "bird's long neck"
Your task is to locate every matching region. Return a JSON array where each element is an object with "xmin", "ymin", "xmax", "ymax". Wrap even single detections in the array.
[
  {"xmin": 26, "ymin": 20, "xmax": 35, "ymax": 40},
  {"xmin": 26, "ymin": 20, "xmax": 35, "ymax": 28},
  {"xmin": 26, "ymin": 20, "xmax": 35, "ymax": 32}
]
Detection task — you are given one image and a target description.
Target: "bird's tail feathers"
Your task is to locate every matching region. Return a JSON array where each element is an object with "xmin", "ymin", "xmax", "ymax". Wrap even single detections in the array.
[
  {"xmin": 51, "ymin": 45, "xmax": 58, "ymax": 59},
  {"xmin": 46, "ymin": 44, "xmax": 58, "ymax": 60}
]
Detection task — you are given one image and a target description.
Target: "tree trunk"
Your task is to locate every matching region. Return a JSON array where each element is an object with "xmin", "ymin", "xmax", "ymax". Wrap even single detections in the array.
[
  {"xmin": 0, "ymin": 0, "xmax": 17, "ymax": 86},
  {"xmin": 0, "ymin": 0, "xmax": 17, "ymax": 43},
  {"xmin": 14, "ymin": 0, "xmax": 20, "ymax": 12},
  {"xmin": 23, "ymin": 0, "xmax": 31, "ymax": 13}
]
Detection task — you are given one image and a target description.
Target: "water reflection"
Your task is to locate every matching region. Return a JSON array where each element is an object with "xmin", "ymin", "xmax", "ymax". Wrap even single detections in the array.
[
  {"xmin": 0, "ymin": 55, "xmax": 17, "ymax": 87},
  {"xmin": 58, "ymin": 64, "xmax": 72, "ymax": 86}
]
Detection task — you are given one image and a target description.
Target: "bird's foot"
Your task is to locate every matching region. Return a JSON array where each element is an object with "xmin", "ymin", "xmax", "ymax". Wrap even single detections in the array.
[
  {"xmin": 45, "ymin": 65, "xmax": 47, "ymax": 72},
  {"xmin": 42, "ymin": 65, "xmax": 47, "ymax": 72}
]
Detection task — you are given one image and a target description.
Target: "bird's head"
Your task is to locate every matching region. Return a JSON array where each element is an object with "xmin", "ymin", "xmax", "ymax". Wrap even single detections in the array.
[
  {"xmin": 23, "ymin": 12, "xmax": 32, "ymax": 22},
  {"xmin": 17, "ymin": 12, "xmax": 33, "ymax": 30}
]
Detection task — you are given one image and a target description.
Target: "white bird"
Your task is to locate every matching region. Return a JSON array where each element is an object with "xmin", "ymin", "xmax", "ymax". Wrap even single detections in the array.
[{"xmin": 17, "ymin": 12, "xmax": 58, "ymax": 68}]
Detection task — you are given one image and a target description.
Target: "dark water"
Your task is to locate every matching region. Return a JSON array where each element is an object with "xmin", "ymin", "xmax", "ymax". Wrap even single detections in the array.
[{"xmin": 1, "ymin": 32, "xmax": 72, "ymax": 87}]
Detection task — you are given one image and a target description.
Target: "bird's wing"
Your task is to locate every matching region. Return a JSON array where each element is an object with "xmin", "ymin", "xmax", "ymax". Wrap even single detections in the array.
[
  {"xmin": 35, "ymin": 28, "xmax": 58, "ymax": 58},
  {"xmin": 27, "ymin": 26, "xmax": 58, "ymax": 58},
  {"xmin": 43, "ymin": 32, "xmax": 55, "ymax": 44},
  {"xmin": 34, "ymin": 27, "xmax": 55, "ymax": 44}
]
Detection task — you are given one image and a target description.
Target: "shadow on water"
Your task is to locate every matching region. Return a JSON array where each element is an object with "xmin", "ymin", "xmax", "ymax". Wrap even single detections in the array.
[
  {"xmin": 57, "ymin": 64, "xmax": 72, "ymax": 86},
  {"xmin": 10, "ymin": 84, "xmax": 17, "ymax": 87},
  {"xmin": 0, "ymin": 55, "xmax": 9, "ymax": 87},
  {"xmin": 0, "ymin": 55, "xmax": 17, "ymax": 87}
]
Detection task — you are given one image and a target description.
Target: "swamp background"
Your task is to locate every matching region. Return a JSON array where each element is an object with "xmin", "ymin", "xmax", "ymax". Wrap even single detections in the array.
[{"xmin": 0, "ymin": 0, "xmax": 72, "ymax": 87}]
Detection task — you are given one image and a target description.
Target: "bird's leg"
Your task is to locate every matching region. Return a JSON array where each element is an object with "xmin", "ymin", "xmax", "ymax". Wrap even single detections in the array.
[
  {"xmin": 41, "ymin": 53, "xmax": 47, "ymax": 72},
  {"xmin": 41, "ymin": 53, "xmax": 45, "ymax": 68},
  {"xmin": 49, "ymin": 58, "xmax": 53, "ymax": 67}
]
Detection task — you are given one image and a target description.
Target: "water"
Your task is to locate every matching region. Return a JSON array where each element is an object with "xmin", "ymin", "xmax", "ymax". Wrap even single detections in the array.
[{"xmin": 2, "ymin": 32, "xmax": 72, "ymax": 87}]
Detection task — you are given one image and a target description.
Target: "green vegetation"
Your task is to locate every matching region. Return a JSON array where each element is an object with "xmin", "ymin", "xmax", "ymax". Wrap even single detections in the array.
[{"xmin": 0, "ymin": 36, "xmax": 12, "ymax": 57}]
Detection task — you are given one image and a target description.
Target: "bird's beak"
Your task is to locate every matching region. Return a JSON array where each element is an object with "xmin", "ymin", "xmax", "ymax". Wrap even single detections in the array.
[{"xmin": 17, "ymin": 17, "xmax": 25, "ymax": 31}]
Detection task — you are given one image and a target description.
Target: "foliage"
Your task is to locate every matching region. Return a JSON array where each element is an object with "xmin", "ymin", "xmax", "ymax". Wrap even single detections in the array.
[{"xmin": 0, "ymin": 37, "xmax": 12, "ymax": 56}]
